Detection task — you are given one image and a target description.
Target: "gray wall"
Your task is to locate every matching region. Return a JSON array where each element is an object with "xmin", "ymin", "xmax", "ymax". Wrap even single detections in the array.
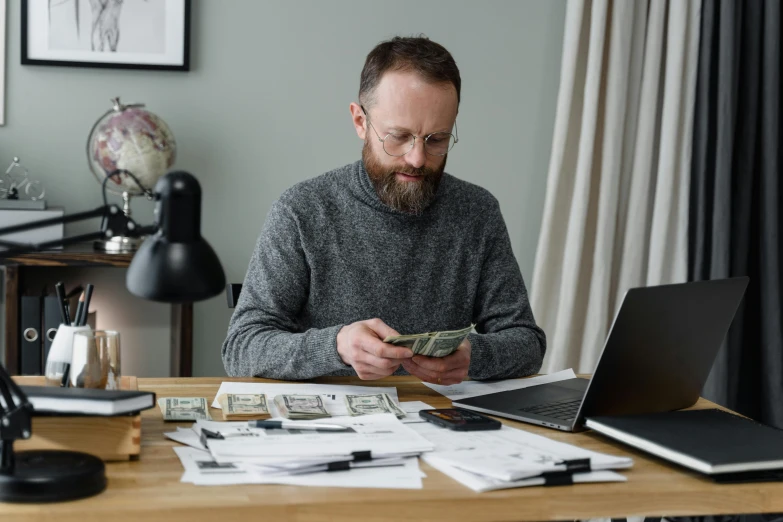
[{"xmin": 0, "ymin": 0, "xmax": 566, "ymax": 377}]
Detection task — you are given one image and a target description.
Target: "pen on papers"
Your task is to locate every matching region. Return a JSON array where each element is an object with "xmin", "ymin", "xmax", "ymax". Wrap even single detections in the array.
[{"xmin": 248, "ymin": 420, "xmax": 349, "ymax": 431}]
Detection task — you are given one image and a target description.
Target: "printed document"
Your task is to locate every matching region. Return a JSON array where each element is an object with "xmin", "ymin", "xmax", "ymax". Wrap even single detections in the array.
[{"xmin": 423, "ymin": 368, "xmax": 577, "ymax": 401}]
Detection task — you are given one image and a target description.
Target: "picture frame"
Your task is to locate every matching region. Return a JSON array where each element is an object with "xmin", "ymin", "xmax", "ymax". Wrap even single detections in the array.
[
  {"xmin": 1, "ymin": 0, "xmax": 6, "ymax": 125},
  {"xmin": 21, "ymin": 0, "xmax": 191, "ymax": 71}
]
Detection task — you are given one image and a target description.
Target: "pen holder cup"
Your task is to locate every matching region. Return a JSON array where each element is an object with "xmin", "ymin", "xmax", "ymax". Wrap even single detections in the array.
[{"xmin": 44, "ymin": 324, "xmax": 92, "ymax": 387}]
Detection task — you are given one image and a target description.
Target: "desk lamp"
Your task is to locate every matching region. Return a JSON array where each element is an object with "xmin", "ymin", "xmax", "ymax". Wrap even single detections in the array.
[{"xmin": 0, "ymin": 170, "xmax": 225, "ymax": 502}]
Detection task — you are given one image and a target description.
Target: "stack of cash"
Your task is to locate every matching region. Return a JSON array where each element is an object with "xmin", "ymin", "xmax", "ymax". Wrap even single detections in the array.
[
  {"xmin": 344, "ymin": 393, "xmax": 406, "ymax": 419},
  {"xmin": 384, "ymin": 324, "xmax": 475, "ymax": 358},
  {"xmin": 158, "ymin": 397, "xmax": 211, "ymax": 422},
  {"xmin": 217, "ymin": 393, "xmax": 270, "ymax": 421},
  {"xmin": 273, "ymin": 394, "xmax": 331, "ymax": 420}
]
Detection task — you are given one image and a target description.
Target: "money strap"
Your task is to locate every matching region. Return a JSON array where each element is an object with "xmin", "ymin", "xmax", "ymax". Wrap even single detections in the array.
[
  {"xmin": 351, "ymin": 451, "xmax": 372, "ymax": 462},
  {"xmin": 542, "ymin": 471, "xmax": 574, "ymax": 486}
]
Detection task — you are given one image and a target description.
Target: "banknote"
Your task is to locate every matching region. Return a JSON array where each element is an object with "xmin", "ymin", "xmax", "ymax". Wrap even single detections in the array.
[
  {"xmin": 158, "ymin": 397, "xmax": 211, "ymax": 422},
  {"xmin": 384, "ymin": 324, "xmax": 475, "ymax": 358},
  {"xmin": 273, "ymin": 394, "xmax": 331, "ymax": 420},
  {"xmin": 344, "ymin": 393, "xmax": 406, "ymax": 419},
  {"xmin": 217, "ymin": 393, "xmax": 270, "ymax": 421}
]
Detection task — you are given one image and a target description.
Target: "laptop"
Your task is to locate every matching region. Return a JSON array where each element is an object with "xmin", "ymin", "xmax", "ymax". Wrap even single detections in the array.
[{"xmin": 453, "ymin": 277, "xmax": 749, "ymax": 432}]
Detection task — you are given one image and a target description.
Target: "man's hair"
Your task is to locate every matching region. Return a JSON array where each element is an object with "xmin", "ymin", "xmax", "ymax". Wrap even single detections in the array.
[{"xmin": 359, "ymin": 35, "xmax": 461, "ymax": 108}]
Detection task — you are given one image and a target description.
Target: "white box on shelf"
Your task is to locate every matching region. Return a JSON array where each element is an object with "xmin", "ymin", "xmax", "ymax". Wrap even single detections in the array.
[{"xmin": 0, "ymin": 208, "xmax": 65, "ymax": 247}]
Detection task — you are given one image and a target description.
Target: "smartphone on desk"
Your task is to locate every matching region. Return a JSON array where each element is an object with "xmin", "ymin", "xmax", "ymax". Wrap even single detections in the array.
[{"xmin": 419, "ymin": 408, "xmax": 502, "ymax": 431}]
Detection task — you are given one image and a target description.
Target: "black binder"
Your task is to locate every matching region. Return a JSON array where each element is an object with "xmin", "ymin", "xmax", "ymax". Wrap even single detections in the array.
[
  {"xmin": 42, "ymin": 295, "xmax": 63, "ymax": 372},
  {"xmin": 586, "ymin": 409, "xmax": 783, "ymax": 483},
  {"xmin": 20, "ymin": 295, "xmax": 42, "ymax": 375}
]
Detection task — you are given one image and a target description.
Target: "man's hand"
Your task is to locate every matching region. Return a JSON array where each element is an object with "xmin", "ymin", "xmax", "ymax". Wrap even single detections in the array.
[
  {"xmin": 336, "ymin": 318, "xmax": 414, "ymax": 380},
  {"xmin": 402, "ymin": 339, "xmax": 471, "ymax": 385}
]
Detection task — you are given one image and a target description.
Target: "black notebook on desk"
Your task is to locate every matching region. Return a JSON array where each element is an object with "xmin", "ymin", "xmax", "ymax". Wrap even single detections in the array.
[
  {"xmin": 585, "ymin": 409, "xmax": 783, "ymax": 483},
  {"xmin": 21, "ymin": 386, "xmax": 156, "ymax": 416}
]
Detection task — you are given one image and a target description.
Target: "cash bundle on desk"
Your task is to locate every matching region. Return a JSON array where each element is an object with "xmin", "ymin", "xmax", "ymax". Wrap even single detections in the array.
[{"xmin": 162, "ymin": 378, "xmax": 634, "ymax": 491}]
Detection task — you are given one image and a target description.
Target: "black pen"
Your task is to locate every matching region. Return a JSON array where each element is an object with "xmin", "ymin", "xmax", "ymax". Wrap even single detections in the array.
[
  {"xmin": 80, "ymin": 284, "xmax": 94, "ymax": 326},
  {"xmin": 73, "ymin": 291, "xmax": 85, "ymax": 329},
  {"xmin": 248, "ymin": 420, "xmax": 349, "ymax": 431},
  {"xmin": 54, "ymin": 282, "xmax": 69, "ymax": 325}
]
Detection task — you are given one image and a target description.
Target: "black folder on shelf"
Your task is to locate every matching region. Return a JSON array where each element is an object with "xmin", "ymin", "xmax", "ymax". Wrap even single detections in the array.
[
  {"xmin": 20, "ymin": 295, "xmax": 42, "ymax": 375},
  {"xmin": 42, "ymin": 295, "xmax": 64, "ymax": 372},
  {"xmin": 585, "ymin": 409, "xmax": 783, "ymax": 483}
]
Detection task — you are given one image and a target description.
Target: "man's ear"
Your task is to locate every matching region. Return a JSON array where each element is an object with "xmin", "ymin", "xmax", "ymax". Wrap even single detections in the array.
[{"xmin": 349, "ymin": 102, "xmax": 367, "ymax": 141}]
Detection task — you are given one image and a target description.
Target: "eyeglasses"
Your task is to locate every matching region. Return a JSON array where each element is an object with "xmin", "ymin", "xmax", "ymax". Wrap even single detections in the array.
[{"xmin": 361, "ymin": 105, "xmax": 458, "ymax": 157}]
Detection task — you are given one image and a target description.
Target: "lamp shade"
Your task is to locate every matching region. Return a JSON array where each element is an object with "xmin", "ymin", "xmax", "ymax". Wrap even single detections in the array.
[{"xmin": 126, "ymin": 171, "xmax": 226, "ymax": 302}]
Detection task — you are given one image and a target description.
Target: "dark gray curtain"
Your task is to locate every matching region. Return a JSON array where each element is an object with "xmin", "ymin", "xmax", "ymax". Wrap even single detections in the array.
[{"xmin": 689, "ymin": 0, "xmax": 782, "ymax": 427}]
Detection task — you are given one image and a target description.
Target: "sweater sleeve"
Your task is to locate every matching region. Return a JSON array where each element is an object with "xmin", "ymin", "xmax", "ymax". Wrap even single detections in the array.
[
  {"xmin": 221, "ymin": 199, "xmax": 348, "ymax": 379},
  {"xmin": 466, "ymin": 202, "xmax": 547, "ymax": 380}
]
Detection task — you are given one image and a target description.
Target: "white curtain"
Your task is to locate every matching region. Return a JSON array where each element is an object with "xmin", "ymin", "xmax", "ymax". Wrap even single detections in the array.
[{"xmin": 531, "ymin": 0, "xmax": 701, "ymax": 374}]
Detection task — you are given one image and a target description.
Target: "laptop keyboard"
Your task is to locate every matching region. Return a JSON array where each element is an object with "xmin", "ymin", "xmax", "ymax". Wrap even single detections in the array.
[{"xmin": 519, "ymin": 398, "xmax": 582, "ymax": 421}]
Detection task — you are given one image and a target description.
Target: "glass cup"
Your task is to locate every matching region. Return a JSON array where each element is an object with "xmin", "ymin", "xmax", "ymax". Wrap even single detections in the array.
[{"xmin": 70, "ymin": 330, "xmax": 121, "ymax": 390}]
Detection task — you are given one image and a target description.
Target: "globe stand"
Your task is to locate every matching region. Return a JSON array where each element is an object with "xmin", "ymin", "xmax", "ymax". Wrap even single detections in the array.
[{"xmin": 94, "ymin": 191, "xmax": 146, "ymax": 253}]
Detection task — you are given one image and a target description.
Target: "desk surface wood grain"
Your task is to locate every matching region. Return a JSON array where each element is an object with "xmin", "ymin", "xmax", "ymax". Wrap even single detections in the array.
[{"xmin": 2, "ymin": 376, "xmax": 782, "ymax": 522}]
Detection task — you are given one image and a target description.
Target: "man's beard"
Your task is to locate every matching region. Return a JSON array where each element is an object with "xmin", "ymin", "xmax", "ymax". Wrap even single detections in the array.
[{"xmin": 362, "ymin": 140, "xmax": 446, "ymax": 215}]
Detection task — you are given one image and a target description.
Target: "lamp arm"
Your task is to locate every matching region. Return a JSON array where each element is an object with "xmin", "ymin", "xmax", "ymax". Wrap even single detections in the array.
[
  {"xmin": 0, "ymin": 361, "xmax": 33, "ymax": 474},
  {"xmin": 0, "ymin": 204, "xmax": 155, "ymax": 257}
]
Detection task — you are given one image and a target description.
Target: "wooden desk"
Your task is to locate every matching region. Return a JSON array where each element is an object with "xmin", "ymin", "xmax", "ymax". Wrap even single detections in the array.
[
  {"xmin": 2, "ymin": 376, "xmax": 782, "ymax": 522},
  {"xmin": 0, "ymin": 246, "xmax": 193, "ymax": 377}
]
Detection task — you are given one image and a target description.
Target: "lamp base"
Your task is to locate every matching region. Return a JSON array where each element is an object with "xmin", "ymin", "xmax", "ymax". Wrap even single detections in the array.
[
  {"xmin": 94, "ymin": 235, "xmax": 145, "ymax": 253},
  {"xmin": 0, "ymin": 450, "xmax": 106, "ymax": 503}
]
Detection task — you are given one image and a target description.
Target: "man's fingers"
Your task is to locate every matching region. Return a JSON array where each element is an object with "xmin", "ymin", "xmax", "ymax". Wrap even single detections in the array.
[
  {"xmin": 411, "ymin": 351, "xmax": 465, "ymax": 372},
  {"xmin": 355, "ymin": 350, "xmax": 404, "ymax": 370},
  {"xmin": 402, "ymin": 360, "xmax": 467, "ymax": 385},
  {"xmin": 363, "ymin": 318, "xmax": 400, "ymax": 341},
  {"xmin": 366, "ymin": 338, "xmax": 414, "ymax": 360},
  {"xmin": 402, "ymin": 359, "xmax": 448, "ymax": 381}
]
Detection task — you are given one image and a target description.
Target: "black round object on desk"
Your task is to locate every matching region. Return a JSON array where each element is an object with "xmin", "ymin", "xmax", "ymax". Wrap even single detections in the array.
[{"xmin": 0, "ymin": 450, "xmax": 107, "ymax": 502}]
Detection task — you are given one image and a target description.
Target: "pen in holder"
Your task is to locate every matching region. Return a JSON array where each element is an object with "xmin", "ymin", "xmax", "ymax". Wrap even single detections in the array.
[{"xmin": 44, "ymin": 324, "xmax": 92, "ymax": 387}]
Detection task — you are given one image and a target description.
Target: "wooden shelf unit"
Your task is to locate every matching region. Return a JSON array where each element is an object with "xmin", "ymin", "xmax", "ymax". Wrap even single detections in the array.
[{"xmin": 1, "ymin": 245, "xmax": 193, "ymax": 377}]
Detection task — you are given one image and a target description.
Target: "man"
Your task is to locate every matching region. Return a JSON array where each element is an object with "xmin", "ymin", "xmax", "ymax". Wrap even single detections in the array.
[{"xmin": 222, "ymin": 36, "xmax": 546, "ymax": 385}]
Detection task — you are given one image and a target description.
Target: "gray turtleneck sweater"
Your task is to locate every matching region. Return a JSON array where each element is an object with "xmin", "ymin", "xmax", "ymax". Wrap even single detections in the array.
[{"xmin": 222, "ymin": 160, "xmax": 546, "ymax": 380}]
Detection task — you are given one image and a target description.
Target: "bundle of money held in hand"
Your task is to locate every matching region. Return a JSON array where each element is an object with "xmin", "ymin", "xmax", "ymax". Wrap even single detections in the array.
[
  {"xmin": 384, "ymin": 324, "xmax": 475, "ymax": 358},
  {"xmin": 273, "ymin": 394, "xmax": 331, "ymax": 420},
  {"xmin": 344, "ymin": 393, "xmax": 406, "ymax": 419},
  {"xmin": 217, "ymin": 393, "xmax": 270, "ymax": 421},
  {"xmin": 158, "ymin": 397, "xmax": 211, "ymax": 422}
]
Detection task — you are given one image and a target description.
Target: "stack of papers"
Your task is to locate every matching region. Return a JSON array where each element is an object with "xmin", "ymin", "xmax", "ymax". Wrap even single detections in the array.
[
  {"xmin": 410, "ymin": 421, "xmax": 633, "ymax": 492},
  {"xmin": 167, "ymin": 381, "xmax": 435, "ymax": 490}
]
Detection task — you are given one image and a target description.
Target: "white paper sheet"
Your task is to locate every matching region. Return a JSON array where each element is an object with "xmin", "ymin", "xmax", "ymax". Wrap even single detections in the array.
[
  {"xmin": 164, "ymin": 427, "xmax": 206, "ymax": 450},
  {"xmin": 205, "ymin": 414, "xmax": 434, "ymax": 461},
  {"xmin": 210, "ymin": 382, "xmax": 400, "ymax": 417},
  {"xmin": 399, "ymin": 401, "xmax": 434, "ymax": 423},
  {"xmin": 409, "ymin": 420, "xmax": 631, "ymax": 491},
  {"xmin": 174, "ymin": 447, "xmax": 423, "ymax": 489},
  {"xmin": 423, "ymin": 454, "xmax": 626, "ymax": 492},
  {"xmin": 423, "ymin": 369, "xmax": 577, "ymax": 401},
  {"xmin": 410, "ymin": 423, "xmax": 632, "ymax": 481}
]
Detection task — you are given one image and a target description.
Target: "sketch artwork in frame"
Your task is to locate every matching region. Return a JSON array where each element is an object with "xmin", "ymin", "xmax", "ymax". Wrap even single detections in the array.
[
  {"xmin": 21, "ymin": 0, "xmax": 190, "ymax": 71},
  {"xmin": 1, "ymin": 0, "xmax": 6, "ymax": 125}
]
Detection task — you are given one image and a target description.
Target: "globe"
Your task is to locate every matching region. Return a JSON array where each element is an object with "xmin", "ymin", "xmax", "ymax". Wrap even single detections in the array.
[
  {"xmin": 87, "ymin": 97, "xmax": 177, "ymax": 197},
  {"xmin": 86, "ymin": 97, "xmax": 177, "ymax": 252}
]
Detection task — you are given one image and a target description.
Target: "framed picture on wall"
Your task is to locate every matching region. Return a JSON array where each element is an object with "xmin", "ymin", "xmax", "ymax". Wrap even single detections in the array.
[
  {"xmin": 21, "ymin": 0, "xmax": 191, "ymax": 71},
  {"xmin": 1, "ymin": 0, "xmax": 6, "ymax": 125}
]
